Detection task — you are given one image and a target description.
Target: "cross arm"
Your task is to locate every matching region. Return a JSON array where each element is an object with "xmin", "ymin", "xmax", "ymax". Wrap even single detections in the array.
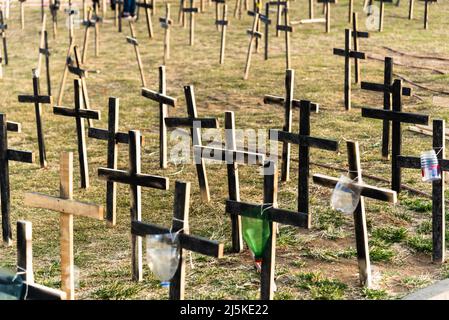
[
  {"xmin": 39, "ymin": 48, "xmax": 51, "ymax": 56},
  {"xmin": 6, "ymin": 121, "xmax": 21, "ymax": 133},
  {"xmin": 333, "ymin": 48, "xmax": 366, "ymax": 60},
  {"xmin": 361, "ymin": 108, "xmax": 429, "ymax": 125},
  {"xmin": 247, "ymin": 29, "xmax": 263, "ymax": 38},
  {"xmin": 98, "ymin": 168, "xmax": 169, "ymax": 190},
  {"xmin": 194, "ymin": 145, "xmax": 265, "ymax": 165},
  {"xmin": 136, "ymin": 1, "xmax": 153, "ymax": 9},
  {"xmin": 397, "ymin": 155, "xmax": 420, "ymax": 169},
  {"xmin": 259, "ymin": 14, "xmax": 271, "ymax": 24},
  {"xmin": 263, "ymin": 95, "xmax": 319, "ymax": 113},
  {"xmin": 183, "ymin": 8, "xmax": 199, "ymax": 13},
  {"xmin": 131, "ymin": 221, "xmax": 224, "ymax": 258},
  {"xmin": 352, "ymin": 30, "xmax": 369, "ymax": 38},
  {"xmin": 270, "ymin": 130, "xmax": 339, "ymax": 151},
  {"xmin": 361, "ymin": 82, "xmax": 411, "ymax": 96},
  {"xmin": 24, "ymin": 193, "xmax": 104, "ymax": 220},
  {"xmin": 277, "ymin": 25, "xmax": 293, "ymax": 32},
  {"xmin": 141, "ymin": 88, "xmax": 176, "ymax": 107},
  {"xmin": 126, "ymin": 37, "xmax": 139, "ymax": 46},
  {"xmin": 317, "ymin": 0, "xmax": 337, "ymax": 2},
  {"xmin": 67, "ymin": 65, "xmax": 86, "ymax": 78},
  {"xmin": 226, "ymin": 200, "xmax": 309, "ymax": 228},
  {"xmin": 159, "ymin": 17, "xmax": 173, "ymax": 25},
  {"xmin": 292, "ymin": 18, "xmax": 326, "ymax": 24},
  {"xmin": 88, "ymin": 128, "xmax": 145, "ymax": 145},
  {"xmin": 215, "ymin": 20, "xmax": 229, "ymax": 26},
  {"xmin": 18, "ymin": 95, "xmax": 52, "ymax": 104},
  {"xmin": 25, "ymin": 282, "xmax": 67, "ymax": 300},
  {"xmin": 165, "ymin": 117, "xmax": 219, "ymax": 129},
  {"xmin": 53, "ymin": 106, "xmax": 101, "ymax": 120},
  {"xmin": 7, "ymin": 149, "xmax": 34, "ymax": 163},
  {"xmin": 313, "ymin": 174, "xmax": 397, "ymax": 203}
]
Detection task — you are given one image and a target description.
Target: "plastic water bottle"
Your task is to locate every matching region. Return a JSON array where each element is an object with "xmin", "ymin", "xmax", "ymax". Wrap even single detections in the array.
[
  {"xmin": 331, "ymin": 175, "xmax": 361, "ymax": 214},
  {"xmin": 242, "ymin": 215, "xmax": 271, "ymax": 270},
  {"xmin": 146, "ymin": 234, "xmax": 180, "ymax": 288},
  {"xmin": 421, "ymin": 150, "xmax": 441, "ymax": 182}
]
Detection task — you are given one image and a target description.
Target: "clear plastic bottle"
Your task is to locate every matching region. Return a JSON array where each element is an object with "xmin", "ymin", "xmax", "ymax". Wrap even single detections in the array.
[
  {"xmin": 146, "ymin": 234, "xmax": 180, "ymax": 288},
  {"xmin": 331, "ymin": 175, "xmax": 361, "ymax": 214},
  {"xmin": 421, "ymin": 150, "xmax": 441, "ymax": 182}
]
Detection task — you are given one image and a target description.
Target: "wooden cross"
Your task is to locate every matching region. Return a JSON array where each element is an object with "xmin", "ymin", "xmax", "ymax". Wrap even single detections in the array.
[
  {"xmin": 212, "ymin": 0, "xmax": 224, "ymax": 31},
  {"xmin": 316, "ymin": 0, "xmax": 335, "ymax": 32},
  {"xmin": 0, "ymin": 115, "xmax": 34, "ymax": 245},
  {"xmin": 64, "ymin": 4, "xmax": 78, "ymax": 42},
  {"xmin": 116, "ymin": 0, "xmax": 124, "ymax": 32},
  {"xmin": 132, "ymin": 181, "xmax": 223, "ymax": 299},
  {"xmin": 270, "ymin": 100, "xmax": 339, "ymax": 228},
  {"xmin": 183, "ymin": 0, "xmax": 199, "ymax": 46},
  {"xmin": 333, "ymin": 29, "xmax": 366, "ymax": 110},
  {"xmin": 178, "ymin": 0, "xmax": 187, "ymax": 26},
  {"xmin": 127, "ymin": 22, "xmax": 147, "ymax": 88},
  {"xmin": 19, "ymin": 0, "xmax": 26, "ymax": 30},
  {"xmin": 351, "ymin": 13, "xmax": 369, "ymax": 85},
  {"xmin": 16, "ymin": 220, "xmax": 67, "ymax": 300},
  {"xmin": 374, "ymin": 0, "xmax": 393, "ymax": 32},
  {"xmin": 216, "ymin": 3, "xmax": 228, "ymax": 64},
  {"xmin": 313, "ymin": 141, "xmax": 397, "ymax": 287},
  {"xmin": 165, "ymin": 85, "xmax": 218, "ymax": 202},
  {"xmin": 264, "ymin": 69, "xmax": 319, "ymax": 182},
  {"xmin": 276, "ymin": 2, "xmax": 292, "ymax": 69},
  {"xmin": 24, "ymin": 152, "xmax": 104, "ymax": 300},
  {"xmin": 361, "ymin": 57, "xmax": 411, "ymax": 160},
  {"xmin": 37, "ymin": 16, "xmax": 52, "ymax": 96},
  {"xmin": 226, "ymin": 161, "xmax": 308, "ymax": 299},
  {"xmin": 247, "ymin": 0, "xmax": 263, "ymax": 53},
  {"xmin": 159, "ymin": 3, "xmax": 172, "ymax": 64},
  {"xmin": 88, "ymin": 97, "xmax": 143, "ymax": 226},
  {"xmin": 420, "ymin": 0, "xmax": 437, "ymax": 29},
  {"xmin": 141, "ymin": 65, "xmax": 177, "ymax": 169},
  {"xmin": 98, "ymin": 130, "xmax": 170, "ymax": 281},
  {"xmin": 0, "ymin": 9, "xmax": 8, "ymax": 67},
  {"xmin": 54, "ymin": 79, "xmax": 101, "ymax": 189},
  {"xmin": 17, "ymin": 68, "xmax": 52, "ymax": 168},
  {"xmin": 194, "ymin": 111, "xmax": 265, "ymax": 253},
  {"xmin": 136, "ymin": 0, "xmax": 154, "ymax": 39},
  {"xmin": 81, "ymin": 9, "xmax": 100, "ymax": 64},
  {"xmin": 397, "ymin": 119, "xmax": 446, "ymax": 263},
  {"xmin": 361, "ymin": 79, "xmax": 429, "ymax": 192},
  {"xmin": 243, "ymin": 13, "xmax": 263, "ymax": 80},
  {"xmin": 259, "ymin": 2, "xmax": 271, "ymax": 60}
]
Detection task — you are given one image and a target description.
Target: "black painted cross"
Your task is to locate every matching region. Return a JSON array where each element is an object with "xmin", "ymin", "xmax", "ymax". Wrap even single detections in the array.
[
  {"xmin": 159, "ymin": 3, "xmax": 172, "ymax": 64},
  {"xmin": 141, "ymin": 65, "xmax": 177, "ymax": 169},
  {"xmin": 183, "ymin": 0, "xmax": 199, "ymax": 46},
  {"xmin": 361, "ymin": 79, "xmax": 429, "ymax": 192},
  {"xmin": 132, "ymin": 181, "xmax": 224, "ymax": 299},
  {"xmin": 269, "ymin": 100, "xmax": 339, "ymax": 228},
  {"xmin": 313, "ymin": 140, "xmax": 397, "ymax": 287},
  {"xmin": 37, "ymin": 26, "xmax": 52, "ymax": 96},
  {"xmin": 0, "ymin": 114, "xmax": 34, "ymax": 245},
  {"xmin": 136, "ymin": 0, "xmax": 154, "ymax": 39},
  {"xmin": 351, "ymin": 13, "xmax": 369, "ymax": 84},
  {"xmin": 397, "ymin": 119, "xmax": 446, "ymax": 263},
  {"xmin": 316, "ymin": 0, "xmax": 335, "ymax": 32},
  {"xmin": 165, "ymin": 85, "xmax": 218, "ymax": 202},
  {"xmin": 361, "ymin": 57, "xmax": 411, "ymax": 159},
  {"xmin": 0, "ymin": 9, "xmax": 8, "ymax": 67},
  {"xmin": 216, "ymin": 3, "xmax": 228, "ymax": 64},
  {"xmin": 264, "ymin": 69, "xmax": 319, "ymax": 182},
  {"xmin": 194, "ymin": 111, "xmax": 265, "ymax": 253},
  {"xmin": 276, "ymin": 2, "xmax": 292, "ymax": 69},
  {"xmin": 212, "ymin": 0, "xmax": 225, "ymax": 31},
  {"xmin": 243, "ymin": 13, "xmax": 263, "ymax": 80},
  {"xmin": 226, "ymin": 161, "xmax": 308, "ymax": 299},
  {"xmin": 54, "ymin": 79, "xmax": 101, "ymax": 189},
  {"xmin": 127, "ymin": 22, "xmax": 147, "ymax": 88},
  {"xmin": 18, "ymin": 68, "xmax": 52, "ymax": 168},
  {"xmin": 88, "ymin": 97, "xmax": 143, "ymax": 226},
  {"xmin": 333, "ymin": 28, "xmax": 366, "ymax": 110},
  {"xmin": 98, "ymin": 130, "xmax": 170, "ymax": 281},
  {"xmin": 81, "ymin": 9, "xmax": 100, "ymax": 63}
]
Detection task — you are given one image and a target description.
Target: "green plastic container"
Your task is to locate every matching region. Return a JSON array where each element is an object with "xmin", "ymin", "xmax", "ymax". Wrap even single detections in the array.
[{"xmin": 242, "ymin": 212, "xmax": 271, "ymax": 262}]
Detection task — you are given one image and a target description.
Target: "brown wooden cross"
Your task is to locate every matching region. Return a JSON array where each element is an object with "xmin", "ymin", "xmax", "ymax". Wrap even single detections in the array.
[
  {"xmin": 351, "ymin": 13, "xmax": 369, "ymax": 84},
  {"xmin": 247, "ymin": 0, "xmax": 263, "ymax": 53},
  {"xmin": 88, "ymin": 97, "xmax": 143, "ymax": 226},
  {"xmin": 54, "ymin": 79, "xmax": 101, "ymax": 189},
  {"xmin": 98, "ymin": 130, "xmax": 170, "ymax": 281},
  {"xmin": 212, "ymin": 0, "xmax": 225, "ymax": 31},
  {"xmin": 226, "ymin": 161, "xmax": 308, "ymax": 299},
  {"xmin": 159, "ymin": 3, "xmax": 172, "ymax": 64},
  {"xmin": 81, "ymin": 8, "xmax": 100, "ymax": 64},
  {"xmin": 216, "ymin": 3, "xmax": 228, "ymax": 64},
  {"xmin": 194, "ymin": 111, "xmax": 265, "ymax": 253},
  {"xmin": 16, "ymin": 220, "xmax": 67, "ymax": 300},
  {"xmin": 165, "ymin": 85, "xmax": 219, "ymax": 202},
  {"xmin": 264, "ymin": 69, "xmax": 319, "ymax": 182},
  {"xmin": 18, "ymin": 68, "xmax": 52, "ymax": 168},
  {"xmin": 333, "ymin": 29, "xmax": 366, "ymax": 110},
  {"xmin": 24, "ymin": 152, "xmax": 104, "ymax": 300},
  {"xmin": 243, "ymin": 13, "xmax": 263, "ymax": 80},
  {"xmin": 270, "ymin": 100, "xmax": 339, "ymax": 228},
  {"xmin": 316, "ymin": 0, "xmax": 335, "ymax": 32},
  {"xmin": 141, "ymin": 66, "xmax": 177, "ymax": 169},
  {"xmin": 361, "ymin": 57, "xmax": 411, "ymax": 159},
  {"xmin": 127, "ymin": 22, "xmax": 147, "ymax": 88},
  {"xmin": 0, "ymin": 115, "xmax": 34, "ymax": 245},
  {"xmin": 313, "ymin": 141, "xmax": 397, "ymax": 287},
  {"xmin": 397, "ymin": 119, "xmax": 447, "ymax": 263},
  {"xmin": 183, "ymin": 0, "xmax": 199, "ymax": 46},
  {"xmin": 136, "ymin": 0, "xmax": 154, "ymax": 39},
  {"xmin": 132, "ymin": 181, "xmax": 224, "ymax": 299},
  {"xmin": 361, "ymin": 79, "xmax": 429, "ymax": 192}
]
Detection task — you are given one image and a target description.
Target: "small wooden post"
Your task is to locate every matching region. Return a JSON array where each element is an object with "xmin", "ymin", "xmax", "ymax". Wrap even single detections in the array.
[
  {"xmin": 20, "ymin": 0, "xmax": 25, "ymax": 30},
  {"xmin": 218, "ymin": 4, "xmax": 228, "ymax": 64},
  {"xmin": 137, "ymin": 0, "xmax": 154, "ymax": 39},
  {"xmin": 127, "ymin": 22, "xmax": 147, "ymax": 87},
  {"xmin": 0, "ymin": 10, "xmax": 7, "ymax": 66},
  {"xmin": 309, "ymin": 0, "xmax": 314, "ymax": 18},
  {"xmin": 351, "ymin": 13, "xmax": 369, "ymax": 84},
  {"xmin": 244, "ymin": 14, "xmax": 262, "ymax": 80},
  {"xmin": 348, "ymin": 0, "xmax": 353, "ymax": 23},
  {"xmin": 408, "ymin": 0, "xmax": 414, "ymax": 19},
  {"xmin": 183, "ymin": 0, "xmax": 198, "ymax": 46},
  {"xmin": 17, "ymin": 220, "xmax": 34, "ymax": 283},
  {"xmin": 277, "ymin": 2, "xmax": 292, "ymax": 69}
]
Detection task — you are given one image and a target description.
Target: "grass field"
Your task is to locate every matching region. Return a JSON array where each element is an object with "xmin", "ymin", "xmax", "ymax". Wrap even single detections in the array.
[{"xmin": 1, "ymin": 0, "xmax": 449, "ymax": 300}]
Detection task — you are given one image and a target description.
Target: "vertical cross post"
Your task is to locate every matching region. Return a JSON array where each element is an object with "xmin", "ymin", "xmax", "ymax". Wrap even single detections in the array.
[
  {"xmin": 217, "ymin": 4, "xmax": 228, "ymax": 64},
  {"xmin": 244, "ymin": 13, "xmax": 263, "ymax": 80},
  {"xmin": 159, "ymin": 3, "xmax": 171, "ymax": 63},
  {"xmin": 17, "ymin": 220, "xmax": 34, "ymax": 283},
  {"xmin": 0, "ymin": 9, "xmax": 8, "ymax": 66},
  {"xmin": 127, "ymin": 22, "xmax": 147, "ymax": 87},
  {"xmin": 352, "ymin": 13, "xmax": 369, "ymax": 84}
]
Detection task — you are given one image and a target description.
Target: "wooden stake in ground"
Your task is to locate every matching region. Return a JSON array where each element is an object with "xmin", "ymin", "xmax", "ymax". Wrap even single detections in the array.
[
  {"xmin": 127, "ymin": 22, "xmax": 147, "ymax": 88},
  {"xmin": 408, "ymin": 0, "xmax": 414, "ymax": 19},
  {"xmin": 317, "ymin": 0, "xmax": 335, "ymax": 32},
  {"xmin": 0, "ymin": 115, "xmax": 34, "ymax": 245},
  {"xmin": 54, "ymin": 79, "xmax": 101, "ymax": 189},
  {"xmin": 398, "ymin": 119, "xmax": 447, "ymax": 263},
  {"xmin": 136, "ymin": 0, "xmax": 154, "ymax": 39},
  {"xmin": 159, "ymin": 3, "xmax": 172, "ymax": 63},
  {"xmin": 88, "ymin": 97, "xmax": 143, "ymax": 226},
  {"xmin": 351, "ymin": 13, "xmax": 369, "ymax": 84},
  {"xmin": 64, "ymin": 5, "xmax": 78, "ymax": 43},
  {"xmin": 361, "ymin": 57, "xmax": 411, "ymax": 159},
  {"xmin": 216, "ymin": 3, "xmax": 228, "ymax": 64},
  {"xmin": 0, "ymin": 9, "xmax": 8, "ymax": 66},
  {"xmin": 375, "ymin": 0, "xmax": 392, "ymax": 32},
  {"xmin": 98, "ymin": 130, "xmax": 170, "ymax": 281},
  {"xmin": 183, "ymin": 0, "xmax": 198, "ymax": 46},
  {"xmin": 348, "ymin": 0, "xmax": 353, "ymax": 22},
  {"xmin": 313, "ymin": 141, "xmax": 397, "ymax": 287},
  {"xmin": 49, "ymin": 0, "xmax": 59, "ymax": 39},
  {"xmin": 178, "ymin": 0, "xmax": 187, "ymax": 26},
  {"xmin": 226, "ymin": 161, "xmax": 308, "ymax": 300},
  {"xmin": 165, "ymin": 85, "xmax": 219, "ymax": 202},
  {"xmin": 195, "ymin": 111, "xmax": 265, "ymax": 253},
  {"xmin": 270, "ymin": 100, "xmax": 339, "ymax": 228},
  {"xmin": 276, "ymin": 2, "xmax": 292, "ymax": 69},
  {"xmin": 260, "ymin": 2, "xmax": 271, "ymax": 60},
  {"xmin": 17, "ymin": 69, "xmax": 52, "ymax": 168},
  {"xmin": 141, "ymin": 66, "xmax": 177, "ymax": 169},
  {"xmin": 234, "ymin": 0, "xmax": 243, "ymax": 19},
  {"xmin": 421, "ymin": 0, "xmax": 437, "ymax": 29},
  {"xmin": 243, "ymin": 13, "xmax": 262, "ymax": 80},
  {"xmin": 81, "ymin": 9, "xmax": 101, "ymax": 63},
  {"xmin": 264, "ymin": 69, "xmax": 319, "ymax": 182},
  {"xmin": 16, "ymin": 220, "xmax": 67, "ymax": 300},
  {"xmin": 24, "ymin": 152, "xmax": 104, "ymax": 300},
  {"xmin": 333, "ymin": 29, "xmax": 366, "ymax": 110},
  {"xmin": 132, "ymin": 181, "xmax": 224, "ymax": 299},
  {"xmin": 37, "ymin": 15, "xmax": 52, "ymax": 96},
  {"xmin": 117, "ymin": 0, "xmax": 123, "ymax": 32},
  {"xmin": 361, "ymin": 79, "xmax": 429, "ymax": 192},
  {"xmin": 19, "ymin": 0, "xmax": 26, "ymax": 30}
]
